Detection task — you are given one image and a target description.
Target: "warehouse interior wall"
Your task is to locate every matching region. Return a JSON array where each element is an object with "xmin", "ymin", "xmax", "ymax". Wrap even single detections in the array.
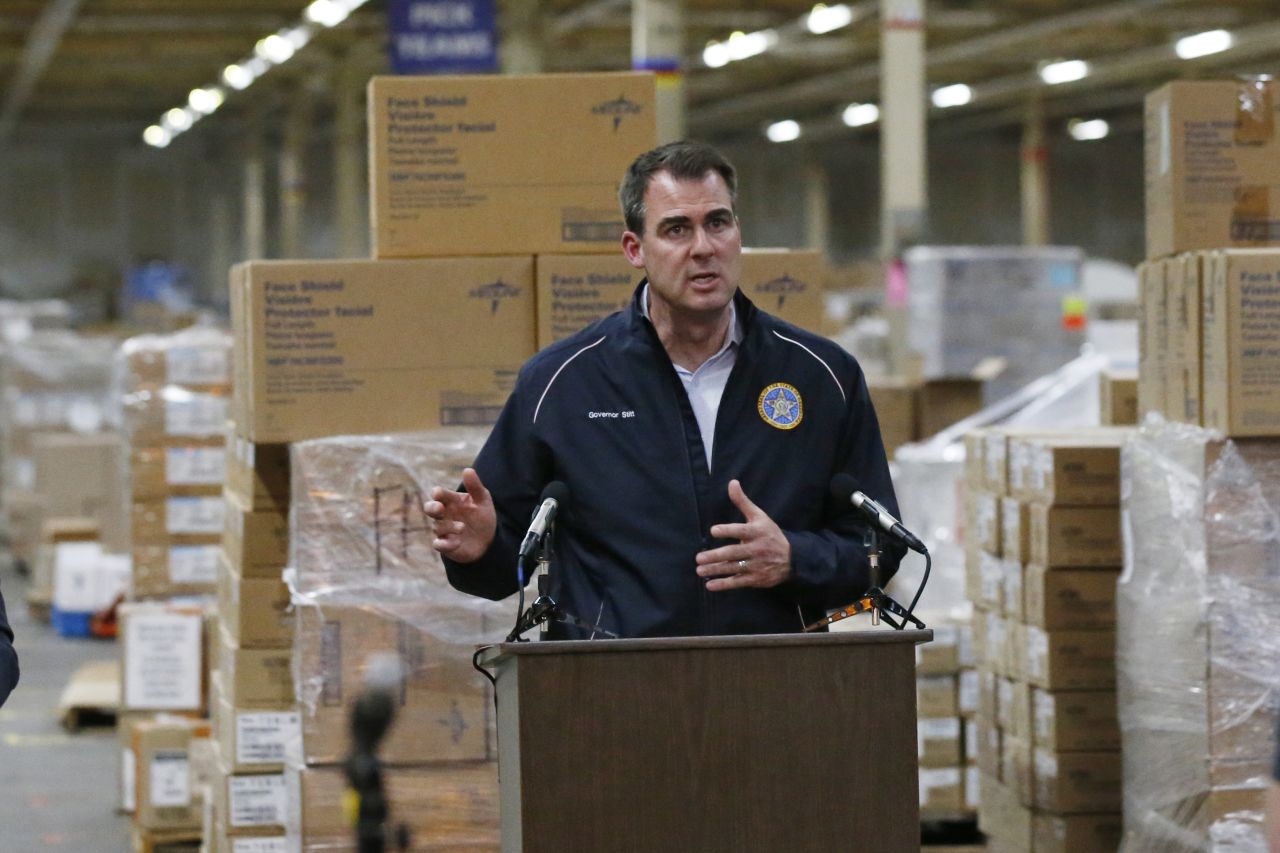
[{"xmin": 0, "ymin": 122, "xmax": 1143, "ymax": 311}]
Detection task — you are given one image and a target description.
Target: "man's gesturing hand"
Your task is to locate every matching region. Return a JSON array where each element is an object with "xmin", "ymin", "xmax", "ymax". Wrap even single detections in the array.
[
  {"xmin": 425, "ymin": 467, "xmax": 497, "ymax": 564},
  {"xmin": 696, "ymin": 479, "xmax": 792, "ymax": 591}
]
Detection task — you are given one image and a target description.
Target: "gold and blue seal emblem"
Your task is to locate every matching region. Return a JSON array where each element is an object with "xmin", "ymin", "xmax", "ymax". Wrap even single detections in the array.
[{"xmin": 758, "ymin": 382, "xmax": 803, "ymax": 430}]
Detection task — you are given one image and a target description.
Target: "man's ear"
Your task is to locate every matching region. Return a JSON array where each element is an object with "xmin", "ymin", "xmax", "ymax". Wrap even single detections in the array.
[{"xmin": 621, "ymin": 231, "xmax": 645, "ymax": 270}]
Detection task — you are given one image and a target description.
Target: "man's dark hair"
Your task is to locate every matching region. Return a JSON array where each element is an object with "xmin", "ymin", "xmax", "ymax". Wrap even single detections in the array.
[{"xmin": 619, "ymin": 140, "xmax": 737, "ymax": 235}]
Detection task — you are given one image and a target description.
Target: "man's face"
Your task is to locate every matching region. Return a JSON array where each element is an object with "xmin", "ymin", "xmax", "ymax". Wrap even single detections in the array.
[{"xmin": 621, "ymin": 169, "xmax": 742, "ymax": 320}]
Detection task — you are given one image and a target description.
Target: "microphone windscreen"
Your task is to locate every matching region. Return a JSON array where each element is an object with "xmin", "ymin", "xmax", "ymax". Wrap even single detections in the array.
[
  {"xmin": 829, "ymin": 472, "xmax": 859, "ymax": 501},
  {"xmin": 541, "ymin": 480, "xmax": 571, "ymax": 515}
]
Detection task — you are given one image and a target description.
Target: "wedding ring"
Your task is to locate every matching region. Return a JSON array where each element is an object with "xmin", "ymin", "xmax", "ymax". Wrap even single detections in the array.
[{"xmin": 738, "ymin": 559, "xmax": 749, "ymax": 570}]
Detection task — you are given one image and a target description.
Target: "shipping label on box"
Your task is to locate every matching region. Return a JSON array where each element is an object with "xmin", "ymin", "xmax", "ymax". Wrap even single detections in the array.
[
  {"xmin": 130, "ymin": 446, "xmax": 226, "ymax": 498},
  {"xmin": 1028, "ymin": 504, "xmax": 1122, "ymax": 568},
  {"xmin": 958, "ymin": 669, "xmax": 979, "ymax": 718},
  {"xmin": 972, "ymin": 490, "xmax": 1001, "ymax": 554},
  {"xmin": 1202, "ymin": 249, "xmax": 1280, "ymax": 436},
  {"xmin": 369, "ymin": 73, "xmax": 655, "ymax": 258},
  {"xmin": 1145, "ymin": 80, "xmax": 1280, "ymax": 260},
  {"xmin": 227, "ymin": 773, "xmax": 288, "ymax": 828},
  {"xmin": 233, "ymin": 258, "xmax": 536, "ymax": 443},
  {"xmin": 132, "ymin": 544, "xmax": 220, "ymax": 596},
  {"xmin": 1024, "ymin": 564, "xmax": 1119, "ymax": 630},
  {"xmin": 1032, "ymin": 688, "xmax": 1120, "ymax": 752},
  {"xmin": 122, "ymin": 605, "xmax": 204, "ymax": 711}
]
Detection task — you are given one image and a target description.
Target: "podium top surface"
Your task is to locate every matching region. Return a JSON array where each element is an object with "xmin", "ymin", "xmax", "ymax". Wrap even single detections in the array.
[{"xmin": 481, "ymin": 628, "xmax": 932, "ymax": 664}]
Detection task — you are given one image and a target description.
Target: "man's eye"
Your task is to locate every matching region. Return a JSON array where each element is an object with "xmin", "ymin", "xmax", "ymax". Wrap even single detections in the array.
[{"xmin": 667, "ymin": 225, "xmax": 684, "ymax": 236}]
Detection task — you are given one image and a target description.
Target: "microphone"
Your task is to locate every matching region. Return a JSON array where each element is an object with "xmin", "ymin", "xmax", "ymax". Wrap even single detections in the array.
[
  {"xmin": 350, "ymin": 652, "xmax": 403, "ymax": 754},
  {"xmin": 517, "ymin": 481, "xmax": 570, "ymax": 565},
  {"xmin": 830, "ymin": 473, "xmax": 927, "ymax": 554}
]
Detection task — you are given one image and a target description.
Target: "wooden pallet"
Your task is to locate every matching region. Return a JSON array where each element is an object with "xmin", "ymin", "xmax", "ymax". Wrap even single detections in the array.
[{"xmin": 57, "ymin": 659, "xmax": 120, "ymax": 731}]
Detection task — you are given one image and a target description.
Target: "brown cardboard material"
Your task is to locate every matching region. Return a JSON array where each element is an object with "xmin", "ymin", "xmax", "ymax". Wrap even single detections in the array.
[
  {"xmin": 1024, "ymin": 564, "xmax": 1120, "ymax": 631},
  {"xmin": 209, "ymin": 672, "xmax": 299, "ymax": 775},
  {"xmin": 1002, "ymin": 734, "xmax": 1033, "ymax": 808},
  {"xmin": 130, "ymin": 445, "xmax": 226, "ymax": 501},
  {"xmin": 976, "ymin": 720, "xmax": 1001, "ymax": 782},
  {"xmin": 1000, "ymin": 497, "xmax": 1029, "ymax": 564},
  {"xmin": 1181, "ymin": 252, "xmax": 1205, "ymax": 425},
  {"xmin": 969, "ymin": 489, "xmax": 1001, "ymax": 555},
  {"xmin": 1137, "ymin": 259, "xmax": 1168, "ymax": 418},
  {"xmin": 132, "ymin": 497, "xmax": 225, "ymax": 544},
  {"xmin": 224, "ymin": 433, "xmax": 290, "ymax": 511},
  {"xmin": 369, "ymin": 72, "xmax": 655, "ymax": 258},
  {"xmin": 1016, "ymin": 433, "xmax": 1129, "ymax": 506},
  {"xmin": 217, "ymin": 625, "xmax": 294, "ymax": 707},
  {"xmin": 1027, "ymin": 504, "xmax": 1122, "ymax": 568},
  {"xmin": 919, "ymin": 767, "xmax": 965, "ymax": 815},
  {"xmin": 915, "ymin": 624, "xmax": 961, "ymax": 675},
  {"xmin": 132, "ymin": 718, "xmax": 212, "ymax": 831},
  {"xmin": 231, "ymin": 258, "xmax": 536, "ymax": 443},
  {"xmin": 1100, "ymin": 370, "xmax": 1139, "ymax": 426},
  {"xmin": 295, "ymin": 603, "xmax": 490, "ymax": 765},
  {"xmin": 132, "ymin": 543, "xmax": 221, "ymax": 599},
  {"xmin": 918, "ymin": 716, "xmax": 963, "ymax": 767},
  {"xmin": 867, "ymin": 377, "xmax": 917, "ymax": 456},
  {"xmin": 916, "ymin": 377, "xmax": 984, "ymax": 439},
  {"xmin": 1024, "ymin": 626, "xmax": 1116, "ymax": 690},
  {"xmin": 1145, "ymin": 80, "xmax": 1280, "ymax": 260},
  {"xmin": 216, "ymin": 555, "xmax": 291, "ymax": 649},
  {"xmin": 211, "ymin": 756, "xmax": 290, "ymax": 834},
  {"xmin": 124, "ymin": 388, "xmax": 231, "ymax": 447},
  {"xmin": 1201, "ymin": 249, "xmax": 1280, "ymax": 436},
  {"xmin": 1032, "ymin": 688, "xmax": 1120, "ymax": 752},
  {"xmin": 1001, "ymin": 559, "xmax": 1024, "ymax": 623},
  {"xmin": 220, "ymin": 489, "xmax": 288, "ymax": 578},
  {"xmin": 917, "ymin": 675, "xmax": 959, "ymax": 719},
  {"xmin": 1033, "ymin": 748, "xmax": 1122, "ymax": 813},
  {"xmin": 979, "ymin": 773, "xmax": 1032, "ymax": 850},
  {"xmin": 1033, "ymin": 812, "xmax": 1124, "ymax": 853},
  {"xmin": 963, "ymin": 431, "xmax": 985, "ymax": 489},
  {"xmin": 1166, "ymin": 254, "xmax": 1190, "ymax": 421}
]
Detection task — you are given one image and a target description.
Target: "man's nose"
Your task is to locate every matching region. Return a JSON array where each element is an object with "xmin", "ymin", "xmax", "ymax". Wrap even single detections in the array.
[{"xmin": 690, "ymin": 225, "xmax": 713, "ymax": 256}]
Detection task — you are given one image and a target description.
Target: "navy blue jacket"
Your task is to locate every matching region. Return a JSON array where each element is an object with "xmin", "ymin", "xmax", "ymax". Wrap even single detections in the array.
[
  {"xmin": 444, "ymin": 284, "xmax": 904, "ymax": 638},
  {"xmin": 0, "ymin": 582, "xmax": 17, "ymax": 707}
]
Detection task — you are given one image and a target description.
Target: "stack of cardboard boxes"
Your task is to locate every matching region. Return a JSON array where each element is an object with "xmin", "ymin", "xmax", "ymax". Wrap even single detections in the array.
[
  {"xmin": 1114, "ymin": 77, "xmax": 1280, "ymax": 850},
  {"xmin": 868, "ymin": 376, "xmax": 986, "ymax": 455},
  {"xmin": 966, "ymin": 426, "xmax": 1130, "ymax": 852},
  {"xmin": 121, "ymin": 327, "xmax": 233, "ymax": 600},
  {"xmin": 915, "ymin": 623, "xmax": 980, "ymax": 820}
]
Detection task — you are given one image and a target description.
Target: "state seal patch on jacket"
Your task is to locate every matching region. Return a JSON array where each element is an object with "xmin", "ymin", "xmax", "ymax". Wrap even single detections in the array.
[{"xmin": 758, "ymin": 382, "xmax": 803, "ymax": 430}]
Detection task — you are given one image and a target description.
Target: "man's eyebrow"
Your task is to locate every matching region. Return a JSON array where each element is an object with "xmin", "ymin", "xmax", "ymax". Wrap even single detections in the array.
[{"xmin": 656, "ymin": 214, "xmax": 691, "ymax": 229}]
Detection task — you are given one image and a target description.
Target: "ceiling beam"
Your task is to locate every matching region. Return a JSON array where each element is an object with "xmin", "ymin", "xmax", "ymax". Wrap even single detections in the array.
[{"xmin": 0, "ymin": 0, "xmax": 83, "ymax": 143}]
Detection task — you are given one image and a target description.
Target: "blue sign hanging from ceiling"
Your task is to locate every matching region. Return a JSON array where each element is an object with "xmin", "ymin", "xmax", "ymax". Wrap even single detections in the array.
[{"xmin": 388, "ymin": 0, "xmax": 499, "ymax": 74}]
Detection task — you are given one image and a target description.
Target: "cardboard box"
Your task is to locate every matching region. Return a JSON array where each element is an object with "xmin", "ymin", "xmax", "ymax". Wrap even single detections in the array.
[
  {"xmin": 979, "ymin": 773, "xmax": 1032, "ymax": 851},
  {"xmin": 217, "ymin": 625, "xmax": 294, "ymax": 707},
  {"xmin": 1002, "ymin": 734, "xmax": 1033, "ymax": 807},
  {"xmin": 916, "ymin": 377, "xmax": 983, "ymax": 439},
  {"xmin": 976, "ymin": 718, "xmax": 1001, "ymax": 782},
  {"xmin": 969, "ymin": 490, "xmax": 1001, "ymax": 555},
  {"xmin": 132, "ymin": 544, "xmax": 220, "ymax": 598},
  {"xmin": 125, "ymin": 388, "xmax": 231, "ymax": 446},
  {"xmin": 533, "ymin": 248, "xmax": 827, "ymax": 349},
  {"xmin": 1024, "ymin": 626, "xmax": 1116, "ymax": 690},
  {"xmin": 1032, "ymin": 688, "xmax": 1120, "ymax": 752},
  {"xmin": 1033, "ymin": 812, "xmax": 1124, "ymax": 853},
  {"xmin": 1024, "ymin": 564, "xmax": 1119, "ymax": 630},
  {"xmin": 221, "ymin": 490, "xmax": 288, "ymax": 578},
  {"xmin": 211, "ymin": 760, "xmax": 290, "ymax": 834},
  {"xmin": 231, "ymin": 258, "xmax": 536, "ymax": 443},
  {"xmin": 918, "ymin": 716, "xmax": 963, "ymax": 767},
  {"xmin": 1033, "ymin": 749, "xmax": 1122, "ymax": 813},
  {"xmin": 919, "ymin": 767, "xmax": 964, "ymax": 815},
  {"xmin": 1000, "ymin": 497, "xmax": 1029, "ymax": 564},
  {"xmin": 1145, "ymin": 80, "xmax": 1280, "ymax": 260},
  {"xmin": 295, "ymin": 603, "xmax": 490, "ymax": 765},
  {"xmin": 298, "ymin": 762, "xmax": 499, "ymax": 849},
  {"xmin": 918, "ymin": 675, "xmax": 959, "ymax": 719},
  {"xmin": 1137, "ymin": 259, "xmax": 1168, "ymax": 419},
  {"xmin": 1015, "ymin": 433, "xmax": 1128, "ymax": 506},
  {"xmin": 1001, "ymin": 559, "xmax": 1024, "ymax": 623},
  {"xmin": 130, "ymin": 445, "xmax": 227, "ymax": 500},
  {"xmin": 1028, "ymin": 504, "xmax": 1122, "ymax": 568},
  {"xmin": 1181, "ymin": 252, "xmax": 1205, "ymax": 424},
  {"xmin": 369, "ymin": 72, "xmax": 655, "ymax": 258},
  {"xmin": 958, "ymin": 669, "xmax": 979, "ymax": 718},
  {"xmin": 132, "ymin": 718, "xmax": 212, "ymax": 831},
  {"xmin": 224, "ymin": 433, "xmax": 290, "ymax": 511},
  {"xmin": 121, "ymin": 603, "xmax": 205, "ymax": 713},
  {"xmin": 1166, "ymin": 253, "xmax": 1190, "ymax": 421},
  {"xmin": 868, "ymin": 377, "xmax": 917, "ymax": 456},
  {"xmin": 1202, "ymin": 249, "xmax": 1280, "ymax": 436},
  {"xmin": 132, "ymin": 497, "xmax": 225, "ymax": 543},
  {"xmin": 216, "ymin": 556, "xmax": 291, "ymax": 649},
  {"xmin": 210, "ymin": 672, "xmax": 299, "ymax": 775},
  {"xmin": 963, "ymin": 431, "xmax": 985, "ymax": 488},
  {"xmin": 915, "ymin": 624, "xmax": 961, "ymax": 675},
  {"xmin": 1100, "ymin": 370, "xmax": 1139, "ymax": 426}
]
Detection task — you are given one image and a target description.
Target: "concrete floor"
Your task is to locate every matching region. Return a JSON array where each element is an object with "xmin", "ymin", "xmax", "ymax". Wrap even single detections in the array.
[{"xmin": 0, "ymin": 558, "xmax": 132, "ymax": 852}]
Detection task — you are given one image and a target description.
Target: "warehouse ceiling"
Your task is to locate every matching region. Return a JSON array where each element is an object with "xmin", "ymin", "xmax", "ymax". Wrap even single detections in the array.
[{"xmin": 1, "ymin": 0, "xmax": 1279, "ymax": 147}]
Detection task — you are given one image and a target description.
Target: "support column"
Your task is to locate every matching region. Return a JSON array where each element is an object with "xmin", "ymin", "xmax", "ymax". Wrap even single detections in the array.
[
  {"xmin": 334, "ymin": 53, "xmax": 365, "ymax": 259},
  {"xmin": 879, "ymin": 0, "xmax": 927, "ymax": 257},
  {"xmin": 632, "ymin": 0, "xmax": 685, "ymax": 143},
  {"xmin": 502, "ymin": 0, "xmax": 544, "ymax": 74},
  {"xmin": 279, "ymin": 85, "xmax": 311, "ymax": 259},
  {"xmin": 207, "ymin": 149, "xmax": 234, "ymax": 301},
  {"xmin": 242, "ymin": 106, "xmax": 267, "ymax": 261},
  {"xmin": 804, "ymin": 158, "xmax": 830, "ymax": 256},
  {"xmin": 1021, "ymin": 95, "xmax": 1050, "ymax": 246}
]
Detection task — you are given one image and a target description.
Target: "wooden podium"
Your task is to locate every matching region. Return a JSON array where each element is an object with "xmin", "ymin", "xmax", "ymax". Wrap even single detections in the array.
[{"xmin": 482, "ymin": 629, "xmax": 931, "ymax": 852}]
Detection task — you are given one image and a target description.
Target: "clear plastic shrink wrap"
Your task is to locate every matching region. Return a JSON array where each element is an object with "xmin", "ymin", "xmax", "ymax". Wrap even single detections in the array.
[{"xmin": 1117, "ymin": 416, "xmax": 1280, "ymax": 852}]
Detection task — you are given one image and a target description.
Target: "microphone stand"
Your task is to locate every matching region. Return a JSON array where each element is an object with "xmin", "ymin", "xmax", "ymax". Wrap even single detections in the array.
[
  {"xmin": 345, "ymin": 681, "xmax": 410, "ymax": 852},
  {"xmin": 805, "ymin": 527, "xmax": 927, "ymax": 632},
  {"xmin": 507, "ymin": 521, "xmax": 618, "ymax": 641}
]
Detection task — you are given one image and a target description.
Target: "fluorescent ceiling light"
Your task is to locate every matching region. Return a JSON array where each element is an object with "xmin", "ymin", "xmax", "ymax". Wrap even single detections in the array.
[
  {"xmin": 703, "ymin": 41, "xmax": 730, "ymax": 68},
  {"xmin": 188, "ymin": 87, "xmax": 225, "ymax": 115},
  {"xmin": 142, "ymin": 125, "xmax": 171, "ymax": 148},
  {"xmin": 1068, "ymin": 118, "xmax": 1109, "ymax": 141},
  {"xmin": 163, "ymin": 107, "xmax": 194, "ymax": 132},
  {"xmin": 222, "ymin": 63, "xmax": 254, "ymax": 91},
  {"xmin": 725, "ymin": 29, "xmax": 777, "ymax": 62},
  {"xmin": 841, "ymin": 102, "xmax": 879, "ymax": 127},
  {"xmin": 305, "ymin": 0, "xmax": 349, "ymax": 28},
  {"xmin": 1175, "ymin": 29, "xmax": 1233, "ymax": 60},
  {"xmin": 766, "ymin": 119, "xmax": 802, "ymax": 143},
  {"xmin": 284, "ymin": 25, "xmax": 312, "ymax": 50},
  {"xmin": 932, "ymin": 83, "xmax": 972, "ymax": 108},
  {"xmin": 1039, "ymin": 59, "xmax": 1089, "ymax": 85},
  {"xmin": 807, "ymin": 4, "xmax": 854, "ymax": 35},
  {"xmin": 256, "ymin": 33, "xmax": 295, "ymax": 65}
]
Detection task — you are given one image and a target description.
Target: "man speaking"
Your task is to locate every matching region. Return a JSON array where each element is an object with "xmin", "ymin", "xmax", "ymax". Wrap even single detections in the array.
[{"xmin": 427, "ymin": 140, "xmax": 903, "ymax": 638}]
